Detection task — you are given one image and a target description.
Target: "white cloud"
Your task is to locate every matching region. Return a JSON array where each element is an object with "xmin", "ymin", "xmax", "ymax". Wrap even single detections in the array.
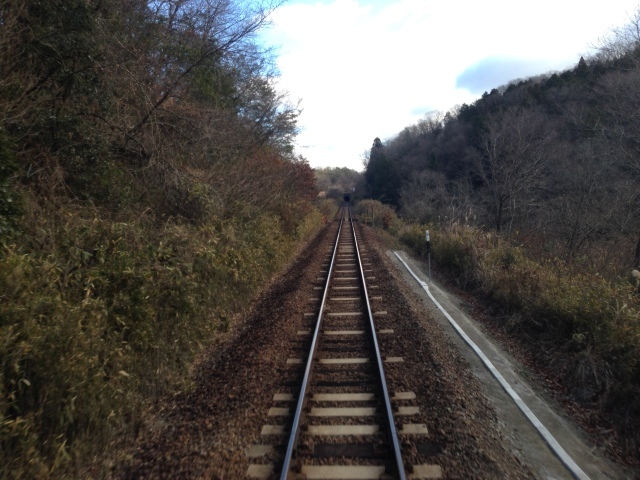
[{"xmin": 261, "ymin": 0, "xmax": 640, "ymax": 171}]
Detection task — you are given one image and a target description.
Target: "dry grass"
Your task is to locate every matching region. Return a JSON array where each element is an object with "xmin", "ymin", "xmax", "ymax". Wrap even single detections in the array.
[
  {"xmin": 0, "ymin": 195, "xmax": 323, "ymax": 478},
  {"xmin": 398, "ymin": 222, "xmax": 640, "ymax": 456}
]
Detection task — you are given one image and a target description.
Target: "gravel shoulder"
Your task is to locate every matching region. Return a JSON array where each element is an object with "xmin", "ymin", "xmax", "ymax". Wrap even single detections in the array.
[{"xmin": 385, "ymin": 247, "xmax": 634, "ymax": 480}]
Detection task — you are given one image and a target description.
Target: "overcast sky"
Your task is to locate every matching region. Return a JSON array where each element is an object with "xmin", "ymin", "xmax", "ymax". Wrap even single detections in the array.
[{"xmin": 259, "ymin": 0, "xmax": 640, "ymax": 171}]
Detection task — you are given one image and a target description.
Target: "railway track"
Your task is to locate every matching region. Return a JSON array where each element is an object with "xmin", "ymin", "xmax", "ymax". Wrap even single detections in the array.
[{"xmin": 246, "ymin": 208, "xmax": 442, "ymax": 480}]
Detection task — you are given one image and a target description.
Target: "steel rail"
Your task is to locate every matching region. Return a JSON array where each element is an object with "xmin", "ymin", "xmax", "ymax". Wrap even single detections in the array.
[
  {"xmin": 279, "ymin": 209, "xmax": 346, "ymax": 480},
  {"xmin": 349, "ymin": 208, "xmax": 407, "ymax": 480}
]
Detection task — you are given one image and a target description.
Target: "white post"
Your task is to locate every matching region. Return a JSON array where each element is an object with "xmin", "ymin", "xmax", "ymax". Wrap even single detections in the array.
[{"xmin": 426, "ymin": 230, "xmax": 431, "ymax": 282}]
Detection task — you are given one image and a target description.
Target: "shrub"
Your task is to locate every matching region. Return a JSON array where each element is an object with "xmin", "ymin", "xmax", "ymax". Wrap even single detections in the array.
[
  {"xmin": 0, "ymin": 198, "xmax": 323, "ymax": 478},
  {"xmin": 316, "ymin": 199, "xmax": 340, "ymax": 220},
  {"xmin": 354, "ymin": 199, "xmax": 402, "ymax": 234},
  {"xmin": 398, "ymin": 223, "xmax": 431, "ymax": 257}
]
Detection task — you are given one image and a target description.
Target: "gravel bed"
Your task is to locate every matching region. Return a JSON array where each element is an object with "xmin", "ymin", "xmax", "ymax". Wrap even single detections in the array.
[{"xmin": 117, "ymin": 218, "xmax": 535, "ymax": 479}]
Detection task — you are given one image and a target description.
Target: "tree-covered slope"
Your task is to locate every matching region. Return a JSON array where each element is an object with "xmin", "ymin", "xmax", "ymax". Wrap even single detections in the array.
[
  {"xmin": 0, "ymin": 1, "xmax": 321, "ymax": 477},
  {"xmin": 363, "ymin": 11, "xmax": 640, "ymax": 268}
]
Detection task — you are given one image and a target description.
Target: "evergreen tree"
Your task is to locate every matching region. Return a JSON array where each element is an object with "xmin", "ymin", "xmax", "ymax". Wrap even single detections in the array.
[{"xmin": 364, "ymin": 137, "xmax": 401, "ymax": 205}]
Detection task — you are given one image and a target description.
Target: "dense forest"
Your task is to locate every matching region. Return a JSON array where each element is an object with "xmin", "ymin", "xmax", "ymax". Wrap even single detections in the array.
[
  {"xmin": 361, "ymin": 10, "xmax": 640, "ymax": 459},
  {"xmin": 0, "ymin": 1, "xmax": 324, "ymax": 477}
]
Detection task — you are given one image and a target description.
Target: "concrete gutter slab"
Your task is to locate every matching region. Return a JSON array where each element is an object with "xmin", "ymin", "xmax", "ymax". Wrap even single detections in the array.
[{"xmin": 387, "ymin": 250, "xmax": 630, "ymax": 480}]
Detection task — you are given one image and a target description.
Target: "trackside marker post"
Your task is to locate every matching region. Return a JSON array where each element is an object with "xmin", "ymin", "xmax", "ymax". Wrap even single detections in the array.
[{"xmin": 425, "ymin": 230, "xmax": 431, "ymax": 282}]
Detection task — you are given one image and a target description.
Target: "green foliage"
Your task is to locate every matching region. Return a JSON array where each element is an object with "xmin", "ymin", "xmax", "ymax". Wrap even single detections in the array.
[
  {"xmin": 18, "ymin": 0, "xmax": 99, "ymax": 94},
  {"xmin": 294, "ymin": 207, "xmax": 324, "ymax": 241},
  {"xmin": 189, "ymin": 64, "xmax": 235, "ymax": 108},
  {"xmin": 364, "ymin": 144, "xmax": 401, "ymax": 205},
  {"xmin": 410, "ymin": 224, "xmax": 640, "ymax": 347}
]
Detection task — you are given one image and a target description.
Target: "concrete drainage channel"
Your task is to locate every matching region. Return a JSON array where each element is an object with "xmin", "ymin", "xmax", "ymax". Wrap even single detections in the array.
[{"xmin": 389, "ymin": 250, "xmax": 630, "ymax": 480}]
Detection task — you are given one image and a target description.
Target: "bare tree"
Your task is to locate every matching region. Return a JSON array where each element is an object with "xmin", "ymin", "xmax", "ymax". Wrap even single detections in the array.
[
  {"xmin": 543, "ymin": 142, "xmax": 615, "ymax": 257},
  {"xmin": 128, "ymin": 0, "xmax": 281, "ymax": 133},
  {"xmin": 400, "ymin": 170, "xmax": 448, "ymax": 223},
  {"xmin": 475, "ymin": 107, "xmax": 554, "ymax": 233},
  {"xmin": 591, "ymin": 7, "xmax": 640, "ymax": 67},
  {"xmin": 400, "ymin": 169, "xmax": 478, "ymax": 226}
]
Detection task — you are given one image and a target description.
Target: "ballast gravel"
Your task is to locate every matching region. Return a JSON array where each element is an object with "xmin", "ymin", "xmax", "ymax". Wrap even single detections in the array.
[{"xmin": 118, "ymin": 219, "xmax": 534, "ymax": 479}]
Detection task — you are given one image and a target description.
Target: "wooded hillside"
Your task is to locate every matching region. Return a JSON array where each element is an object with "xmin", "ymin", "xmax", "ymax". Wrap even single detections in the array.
[
  {"xmin": 361, "ymin": 10, "xmax": 640, "ymax": 460},
  {"xmin": 0, "ymin": 1, "xmax": 321, "ymax": 477},
  {"xmin": 364, "ymin": 12, "xmax": 640, "ymax": 271}
]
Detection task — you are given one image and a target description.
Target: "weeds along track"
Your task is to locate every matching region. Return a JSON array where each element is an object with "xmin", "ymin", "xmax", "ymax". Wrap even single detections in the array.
[{"xmin": 247, "ymin": 208, "xmax": 441, "ymax": 479}]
